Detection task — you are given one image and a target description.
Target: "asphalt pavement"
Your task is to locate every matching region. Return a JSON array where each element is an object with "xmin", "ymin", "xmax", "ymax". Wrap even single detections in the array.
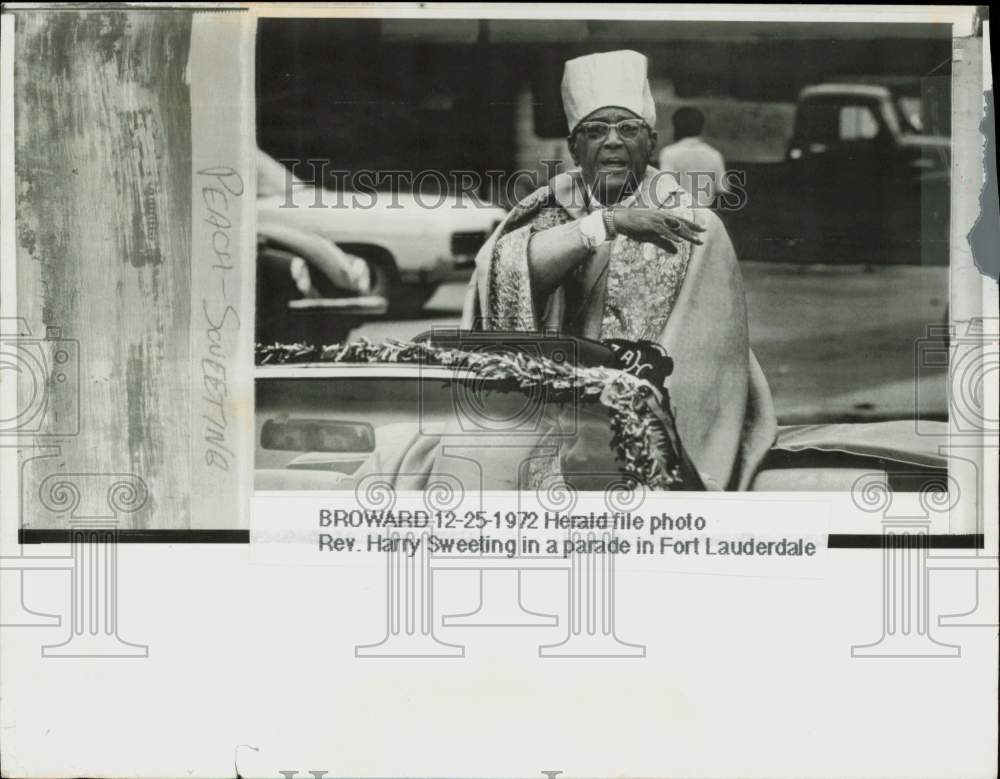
[{"xmin": 353, "ymin": 262, "xmax": 949, "ymax": 422}]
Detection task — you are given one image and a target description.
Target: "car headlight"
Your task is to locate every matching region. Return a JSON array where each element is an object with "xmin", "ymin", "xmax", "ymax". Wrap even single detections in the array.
[
  {"xmin": 346, "ymin": 254, "xmax": 372, "ymax": 296},
  {"xmin": 289, "ymin": 256, "xmax": 313, "ymax": 295}
]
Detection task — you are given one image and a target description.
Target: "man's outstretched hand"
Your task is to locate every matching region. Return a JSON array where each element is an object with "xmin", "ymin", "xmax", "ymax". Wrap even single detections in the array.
[{"xmin": 613, "ymin": 209, "xmax": 705, "ymax": 254}]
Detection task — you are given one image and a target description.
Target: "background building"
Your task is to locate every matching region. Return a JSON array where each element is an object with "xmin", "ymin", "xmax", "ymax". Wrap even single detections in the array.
[{"xmin": 257, "ymin": 18, "xmax": 952, "ymax": 204}]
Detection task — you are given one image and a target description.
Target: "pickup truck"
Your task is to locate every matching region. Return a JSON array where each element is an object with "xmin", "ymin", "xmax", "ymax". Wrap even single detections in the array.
[{"xmin": 724, "ymin": 83, "xmax": 950, "ymax": 266}]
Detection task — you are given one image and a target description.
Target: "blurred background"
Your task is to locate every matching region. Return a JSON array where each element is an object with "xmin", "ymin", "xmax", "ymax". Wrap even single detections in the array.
[{"xmin": 256, "ymin": 17, "xmax": 960, "ymax": 424}]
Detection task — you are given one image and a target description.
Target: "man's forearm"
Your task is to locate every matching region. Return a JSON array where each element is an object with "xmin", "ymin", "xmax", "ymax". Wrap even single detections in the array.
[{"xmin": 527, "ymin": 220, "xmax": 594, "ymax": 297}]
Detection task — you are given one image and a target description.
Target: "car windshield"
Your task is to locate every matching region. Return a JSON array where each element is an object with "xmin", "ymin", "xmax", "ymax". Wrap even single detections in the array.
[{"xmin": 255, "ymin": 369, "xmax": 633, "ymax": 492}]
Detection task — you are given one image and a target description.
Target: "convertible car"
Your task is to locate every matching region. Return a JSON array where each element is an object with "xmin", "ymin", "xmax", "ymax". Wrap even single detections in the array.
[{"xmin": 254, "ymin": 332, "xmax": 949, "ymax": 495}]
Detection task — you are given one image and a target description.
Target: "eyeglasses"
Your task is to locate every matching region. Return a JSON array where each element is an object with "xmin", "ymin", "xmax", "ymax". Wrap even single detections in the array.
[{"xmin": 575, "ymin": 119, "xmax": 649, "ymax": 142}]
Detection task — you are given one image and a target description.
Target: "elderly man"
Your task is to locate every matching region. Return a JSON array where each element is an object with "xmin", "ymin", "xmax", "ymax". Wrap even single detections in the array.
[{"xmin": 461, "ymin": 50, "xmax": 775, "ymax": 490}]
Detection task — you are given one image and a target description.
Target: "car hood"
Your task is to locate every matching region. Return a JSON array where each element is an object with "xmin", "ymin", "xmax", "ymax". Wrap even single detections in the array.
[
  {"xmin": 257, "ymin": 220, "xmax": 368, "ymax": 293},
  {"xmin": 770, "ymin": 420, "xmax": 948, "ymax": 468}
]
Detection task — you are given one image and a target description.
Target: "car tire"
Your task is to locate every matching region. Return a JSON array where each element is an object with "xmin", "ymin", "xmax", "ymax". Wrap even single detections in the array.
[
  {"xmin": 340, "ymin": 244, "xmax": 436, "ymax": 316},
  {"xmin": 339, "ymin": 244, "xmax": 400, "ymax": 312},
  {"xmin": 357, "ymin": 249, "xmax": 397, "ymax": 298},
  {"xmin": 256, "ymin": 243, "xmax": 308, "ymax": 344}
]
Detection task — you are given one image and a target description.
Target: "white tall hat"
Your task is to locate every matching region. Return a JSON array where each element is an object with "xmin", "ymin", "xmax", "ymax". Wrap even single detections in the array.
[{"xmin": 561, "ymin": 50, "xmax": 656, "ymax": 133}]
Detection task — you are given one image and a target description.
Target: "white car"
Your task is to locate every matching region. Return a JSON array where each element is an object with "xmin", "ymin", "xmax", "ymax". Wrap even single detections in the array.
[{"xmin": 257, "ymin": 153, "xmax": 507, "ymax": 314}]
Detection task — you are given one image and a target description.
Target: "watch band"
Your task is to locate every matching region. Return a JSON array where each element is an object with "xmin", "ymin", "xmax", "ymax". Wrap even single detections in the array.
[{"xmin": 603, "ymin": 207, "xmax": 618, "ymax": 238}]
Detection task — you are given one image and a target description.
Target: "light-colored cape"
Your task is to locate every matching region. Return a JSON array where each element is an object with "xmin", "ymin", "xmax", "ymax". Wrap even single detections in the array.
[{"xmin": 461, "ymin": 167, "xmax": 777, "ymax": 490}]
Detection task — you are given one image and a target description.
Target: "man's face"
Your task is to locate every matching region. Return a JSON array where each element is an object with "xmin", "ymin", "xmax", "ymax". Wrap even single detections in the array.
[{"xmin": 568, "ymin": 106, "xmax": 657, "ymax": 205}]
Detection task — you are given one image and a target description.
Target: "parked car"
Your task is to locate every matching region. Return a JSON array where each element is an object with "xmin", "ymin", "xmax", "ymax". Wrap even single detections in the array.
[
  {"xmin": 726, "ymin": 82, "xmax": 950, "ymax": 266},
  {"xmin": 257, "ymin": 151, "xmax": 507, "ymax": 314},
  {"xmin": 257, "ymin": 151, "xmax": 388, "ymax": 344},
  {"xmin": 256, "ymin": 220, "xmax": 387, "ymax": 345}
]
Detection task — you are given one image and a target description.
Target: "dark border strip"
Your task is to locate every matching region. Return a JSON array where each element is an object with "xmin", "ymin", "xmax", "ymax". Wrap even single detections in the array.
[
  {"xmin": 19, "ymin": 530, "xmax": 985, "ymax": 549},
  {"xmin": 828, "ymin": 533, "xmax": 983, "ymax": 549},
  {"xmin": 19, "ymin": 529, "xmax": 250, "ymax": 544}
]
